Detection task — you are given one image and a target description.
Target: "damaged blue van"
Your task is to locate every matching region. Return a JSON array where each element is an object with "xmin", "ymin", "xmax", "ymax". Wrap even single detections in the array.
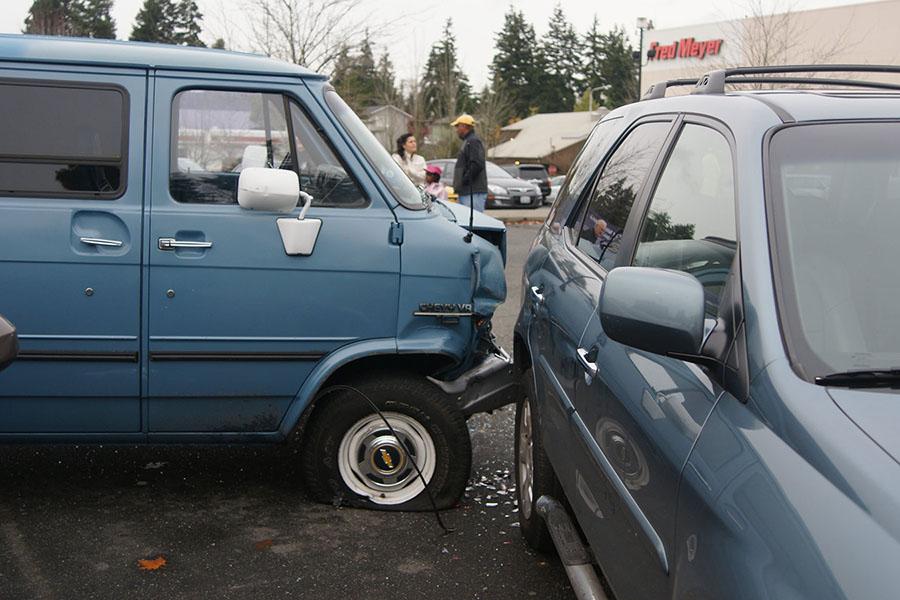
[{"xmin": 0, "ymin": 35, "xmax": 511, "ymax": 510}]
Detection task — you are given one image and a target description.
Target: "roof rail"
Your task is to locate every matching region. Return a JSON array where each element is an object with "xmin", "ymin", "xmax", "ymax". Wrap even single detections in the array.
[
  {"xmin": 692, "ymin": 64, "xmax": 900, "ymax": 95},
  {"xmin": 642, "ymin": 79, "xmax": 698, "ymax": 100}
]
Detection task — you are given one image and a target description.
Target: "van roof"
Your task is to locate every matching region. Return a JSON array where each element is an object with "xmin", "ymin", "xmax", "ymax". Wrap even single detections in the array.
[{"xmin": 0, "ymin": 34, "xmax": 324, "ymax": 79}]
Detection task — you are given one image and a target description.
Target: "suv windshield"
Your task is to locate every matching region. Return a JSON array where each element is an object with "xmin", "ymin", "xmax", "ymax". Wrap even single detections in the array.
[
  {"xmin": 324, "ymin": 89, "xmax": 426, "ymax": 210},
  {"xmin": 769, "ymin": 122, "xmax": 900, "ymax": 379}
]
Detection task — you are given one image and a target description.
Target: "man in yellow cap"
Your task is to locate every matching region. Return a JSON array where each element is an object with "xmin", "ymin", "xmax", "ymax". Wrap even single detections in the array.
[{"xmin": 450, "ymin": 114, "xmax": 487, "ymax": 212}]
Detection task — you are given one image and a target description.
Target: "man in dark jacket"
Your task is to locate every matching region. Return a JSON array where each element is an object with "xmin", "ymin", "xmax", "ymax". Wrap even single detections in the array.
[{"xmin": 451, "ymin": 114, "xmax": 488, "ymax": 212}]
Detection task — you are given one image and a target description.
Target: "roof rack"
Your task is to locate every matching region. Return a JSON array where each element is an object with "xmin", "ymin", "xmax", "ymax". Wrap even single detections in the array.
[{"xmin": 642, "ymin": 65, "xmax": 900, "ymax": 100}]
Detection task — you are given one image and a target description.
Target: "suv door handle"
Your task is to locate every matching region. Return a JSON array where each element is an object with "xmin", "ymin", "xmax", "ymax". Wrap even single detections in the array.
[
  {"xmin": 530, "ymin": 285, "xmax": 545, "ymax": 304},
  {"xmin": 576, "ymin": 347, "xmax": 599, "ymax": 378},
  {"xmin": 80, "ymin": 237, "xmax": 123, "ymax": 247},
  {"xmin": 158, "ymin": 238, "xmax": 213, "ymax": 251}
]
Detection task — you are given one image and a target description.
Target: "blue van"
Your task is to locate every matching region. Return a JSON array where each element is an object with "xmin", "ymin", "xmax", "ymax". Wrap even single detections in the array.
[{"xmin": 0, "ymin": 35, "xmax": 511, "ymax": 511}]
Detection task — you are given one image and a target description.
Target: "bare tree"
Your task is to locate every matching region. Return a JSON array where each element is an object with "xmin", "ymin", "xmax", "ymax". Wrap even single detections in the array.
[
  {"xmin": 244, "ymin": 0, "xmax": 373, "ymax": 74},
  {"xmin": 477, "ymin": 85, "xmax": 514, "ymax": 155},
  {"xmin": 719, "ymin": 0, "xmax": 861, "ymax": 88}
]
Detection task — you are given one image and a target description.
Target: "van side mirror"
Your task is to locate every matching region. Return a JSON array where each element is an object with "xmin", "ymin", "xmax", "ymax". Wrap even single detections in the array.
[
  {"xmin": 238, "ymin": 167, "xmax": 300, "ymax": 212},
  {"xmin": 599, "ymin": 267, "xmax": 705, "ymax": 357},
  {"xmin": 0, "ymin": 314, "xmax": 18, "ymax": 373}
]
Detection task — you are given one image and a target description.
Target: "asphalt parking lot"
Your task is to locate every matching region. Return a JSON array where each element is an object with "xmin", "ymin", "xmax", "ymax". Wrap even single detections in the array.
[{"xmin": 0, "ymin": 221, "xmax": 574, "ymax": 600}]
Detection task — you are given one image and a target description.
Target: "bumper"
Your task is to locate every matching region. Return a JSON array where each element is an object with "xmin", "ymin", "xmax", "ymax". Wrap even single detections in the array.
[
  {"xmin": 488, "ymin": 195, "xmax": 542, "ymax": 209},
  {"xmin": 428, "ymin": 346, "xmax": 518, "ymax": 417}
]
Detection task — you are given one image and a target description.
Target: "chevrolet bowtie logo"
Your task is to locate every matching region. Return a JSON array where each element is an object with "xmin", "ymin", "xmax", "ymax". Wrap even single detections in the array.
[{"xmin": 379, "ymin": 448, "xmax": 394, "ymax": 469}]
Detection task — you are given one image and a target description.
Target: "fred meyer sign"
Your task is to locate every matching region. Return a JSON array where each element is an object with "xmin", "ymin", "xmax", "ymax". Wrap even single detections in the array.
[{"xmin": 648, "ymin": 38, "xmax": 724, "ymax": 61}]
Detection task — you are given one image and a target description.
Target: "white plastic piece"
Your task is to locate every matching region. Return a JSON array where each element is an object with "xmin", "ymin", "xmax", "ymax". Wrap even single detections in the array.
[
  {"xmin": 277, "ymin": 218, "xmax": 322, "ymax": 256},
  {"xmin": 237, "ymin": 167, "xmax": 299, "ymax": 212}
]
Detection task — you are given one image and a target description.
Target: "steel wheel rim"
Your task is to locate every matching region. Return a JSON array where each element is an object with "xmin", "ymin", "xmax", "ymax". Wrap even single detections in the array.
[
  {"xmin": 518, "ymin": 397, "xmax": 535, "ymax": 520},
  {"xmin": 338, "ymin": 411, "xmax": 436, "ymax": 506}
]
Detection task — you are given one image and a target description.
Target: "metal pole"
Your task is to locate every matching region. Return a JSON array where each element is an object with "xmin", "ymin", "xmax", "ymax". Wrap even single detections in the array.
[{"xmin": 637, "ymin": 27, "xmax": 644, "ymax": 99}]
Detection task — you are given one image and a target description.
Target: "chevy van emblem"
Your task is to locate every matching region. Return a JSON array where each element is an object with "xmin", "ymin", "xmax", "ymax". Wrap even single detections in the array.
[{"xmin": 414, "ymin": 303, "xmax": 474, "ymax": 317}]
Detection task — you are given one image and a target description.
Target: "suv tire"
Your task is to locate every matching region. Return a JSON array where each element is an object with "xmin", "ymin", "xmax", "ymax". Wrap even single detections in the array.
[{"xmin": 301, "ymin": 374, "xmax": 471, "ymax": 511}]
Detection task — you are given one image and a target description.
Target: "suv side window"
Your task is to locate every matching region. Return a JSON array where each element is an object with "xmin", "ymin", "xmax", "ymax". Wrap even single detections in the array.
[
  {"xmin": 548, "ymin": 117, "xmax": 622, "ymax": 230},
  {"xmin": 633, "ymin": 123, "xmax": 736, "ymax": 317},
  {"xmin": 0, "ymin": 81, "xmax": 126, "ymax": 198},
  {"xmin": 170, "ymin": 89, "xmax": 366, "ymax": 207},
  {"xmin": 575, "ymin": 121, "xmax": 671, "ymax": 270}
]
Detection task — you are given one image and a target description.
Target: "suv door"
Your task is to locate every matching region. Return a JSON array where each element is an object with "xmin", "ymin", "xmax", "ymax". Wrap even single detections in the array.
[
  {"xmin": 571, "ymin": 119, "xmax": 738, "ymax": 599},
  {"xmin": 526, "ymin": 118, "xmax": 673, "ymax": 490},
  {"xmin": 146, "ymin": 76, "xmax": 399, "ymax": 435},
  {"xmin": 0, "ymin": 69, "xmax": 145, "ymax": 435}
]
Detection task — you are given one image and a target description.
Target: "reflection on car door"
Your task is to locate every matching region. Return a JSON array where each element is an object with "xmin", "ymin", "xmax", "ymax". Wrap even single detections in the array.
[
  {"xmin": 528, "ymin": 119, "xmax": 673, "ymax": 495},
  {"xmin": 146, "ymin": 76, "xmax": 399, "ymax": 435},
  {"xmin": 570, "ymin": 120, "xmax": 738, "ymax": 599}
]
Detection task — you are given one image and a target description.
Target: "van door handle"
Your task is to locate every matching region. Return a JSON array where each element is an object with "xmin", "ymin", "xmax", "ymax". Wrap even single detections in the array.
[
  {"xmin": 80, "ymin": 237, "xmax": 123, "ymax": 247},
  {"xmin": 576, "ymin": 347, "xmax": 599, "ymax": 378},
  {"xmin": 158, "ymin": 238, "xmax": 213, "ymax": 251},
  {"xmin": 530, "ymin": 285, "xmax": 545, "ymax": 304}
]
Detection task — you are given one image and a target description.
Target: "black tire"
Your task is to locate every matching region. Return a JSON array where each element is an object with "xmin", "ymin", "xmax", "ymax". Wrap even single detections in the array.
[
  {"xmin": 301, "ymin": 374, "xmax": 471, "ymax": 511},
  {"xmin": 515, "ymin": 367, "xmax": 562, "ymax": 552}
]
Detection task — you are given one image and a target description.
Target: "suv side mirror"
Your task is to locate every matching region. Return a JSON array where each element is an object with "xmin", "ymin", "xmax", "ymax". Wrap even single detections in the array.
[
  {"xmin": 0, "ymin": 314, "xmax": 18, "ymax": 373},
  {"xmin": 599, "ymin": 267, "xmax": 705, "ymax": 357},
  {"xmin": 238, "ymin": 167, "xmax": 300, "ymax": 212}
]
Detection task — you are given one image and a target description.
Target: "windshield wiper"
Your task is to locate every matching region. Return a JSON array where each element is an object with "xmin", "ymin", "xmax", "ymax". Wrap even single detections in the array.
[{"xmin": 814, "ymin": 369, "xmax": 900, "ymax": 388}]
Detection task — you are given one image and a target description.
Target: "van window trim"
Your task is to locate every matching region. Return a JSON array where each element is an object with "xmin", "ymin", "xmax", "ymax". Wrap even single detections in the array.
[
  {"xmin": 167, "ymin": 85, "xmax": 370, "ymax": 208},
  {"xmin": 0, "ymin": 77, "xmax": 130, "ymax": 200}
]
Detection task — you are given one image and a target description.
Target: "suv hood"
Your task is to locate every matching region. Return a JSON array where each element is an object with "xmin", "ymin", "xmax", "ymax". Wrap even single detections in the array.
[{"xmin": 828, "ymin": 388, "xmax": 900, "ymax": 464}]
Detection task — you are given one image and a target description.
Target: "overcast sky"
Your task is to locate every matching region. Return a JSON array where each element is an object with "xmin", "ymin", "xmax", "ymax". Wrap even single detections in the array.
[{"xmin": 0, "ymin": 0, "xmax": 876, "ymax": 89}]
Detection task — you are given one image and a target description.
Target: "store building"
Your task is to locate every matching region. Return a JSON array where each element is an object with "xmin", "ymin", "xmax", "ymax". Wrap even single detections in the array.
[{"xmin": 640, "ymin": 0, "xmax": 900, "ymax": 94}]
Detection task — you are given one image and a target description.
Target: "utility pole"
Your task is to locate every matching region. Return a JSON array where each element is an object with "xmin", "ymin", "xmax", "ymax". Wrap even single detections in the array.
[{"xmin": 635, "ymin": 17, "xmax": 654, "ymax": 99}]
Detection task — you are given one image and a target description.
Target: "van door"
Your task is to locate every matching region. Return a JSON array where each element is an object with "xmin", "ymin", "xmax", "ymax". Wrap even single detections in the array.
[
  {"xmin": 146, "ymin": 75, "xmax": 399, "ymax": 435},
  {"xmin": 0, "ymin": 68, "xmax": 145, "ymax": 435}
]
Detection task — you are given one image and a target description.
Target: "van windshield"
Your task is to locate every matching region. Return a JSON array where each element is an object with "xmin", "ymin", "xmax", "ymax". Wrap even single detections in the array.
[
  {"xmin": 324, "ymin": 89, "xmax": 426, "ymax": 210},
  {"xmin": 768, "ymin": 122, "xmax": 900, "ymax": 380}
]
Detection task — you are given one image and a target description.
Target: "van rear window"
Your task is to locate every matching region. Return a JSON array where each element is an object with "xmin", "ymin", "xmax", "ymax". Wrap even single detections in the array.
[{"xmin": 0, "ymin": 81, "xmax": 126, "ymax": 198}]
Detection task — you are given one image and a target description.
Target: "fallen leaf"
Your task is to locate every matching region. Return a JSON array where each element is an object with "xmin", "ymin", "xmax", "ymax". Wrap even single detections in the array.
[
  {"xmin": 137, "ymin": 555, "xmax": 167, "ymax": 571},
  {"xmin": 254, "ymin": 539, "xmax": 273, "ymax": 550}
]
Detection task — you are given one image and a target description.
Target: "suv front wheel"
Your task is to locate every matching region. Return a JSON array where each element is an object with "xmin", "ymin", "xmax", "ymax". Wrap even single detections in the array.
[{"xmin": 516, "ymin": 368, "xmax": 562, "ymax": 551}]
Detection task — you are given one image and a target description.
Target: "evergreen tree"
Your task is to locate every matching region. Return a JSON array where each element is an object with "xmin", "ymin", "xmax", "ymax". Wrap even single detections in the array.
[
  {"xmin": 596, "ymin": 27, "xmax": 637, "ymax": 109},
  {"xmin": 130, "ymin": 0, "xmax": 205, "ymax": 47},
  {"xmin": 330, "ymin": 36, "xmax": 379, "ymax": 112},
  {"xmin": 24, "ymin": 0, "xmax": 115, "ymax": 38},
  {"xmin": 537, "ymin": 4, "xmax": 582, "ymax": 112},
  {"xmin": 421, "ymin": 19, "xmax": 472, "ymax": 119},
  {"xmin": 582, "ymin": 17, "xmax": 606, "ymax": 99},
  {"xmin": 77, "ymin": 0, "xmax": 115, "ymax": 38},
  {"xmin": 490, "ymin": 8, "xmax": 540, "ymax": 120},
  {"xmin": 373, "ymin": 52, "xmax": 400, "ymax": 106}
]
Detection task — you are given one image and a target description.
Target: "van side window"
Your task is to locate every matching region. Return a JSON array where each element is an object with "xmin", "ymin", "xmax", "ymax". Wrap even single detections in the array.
[
  {"xmin": 575, "ymin": 121, "xmax": 671, "ymax": 270},
  {"xmin": 170, "ymin": 90, "xmax": 290, "ymax": 204},
  {"xmin": 0, "ymin": 81, "xmax": 126, "ymax": 198},
  {"xmin": 288, "ymin": 102, "xmax": 367, "ymax": 208},
  {"xmin": 169, "ymin": 89, "xmax": 366, "ymax": 207},
  {"xmin": 633, "ymin": 124, "xmax": 736, "ymax": 317}
]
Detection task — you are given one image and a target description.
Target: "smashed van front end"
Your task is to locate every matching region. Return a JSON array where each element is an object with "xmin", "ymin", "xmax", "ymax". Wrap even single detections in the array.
[
  {"xmin": 321, "ymin": 85, "xmax": 515, "ymax": 418},
  {"xmin": 396, "ymin": 204, "xmax": 515, "ymax": 416}
]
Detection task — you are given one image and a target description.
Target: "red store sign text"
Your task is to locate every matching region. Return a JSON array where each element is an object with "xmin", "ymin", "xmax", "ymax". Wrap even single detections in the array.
[{"xmin": 648, "ymin": 38, "xmax": 724, "ymax": 61}]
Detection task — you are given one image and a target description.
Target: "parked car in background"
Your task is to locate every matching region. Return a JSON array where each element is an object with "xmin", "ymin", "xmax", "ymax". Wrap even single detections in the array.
[
  {"xmin": 428, "ymin": 158, "xmax": 543, "ymax": 209},
  {"xmin": 545, "ymin": 175, "xmax": 566, "ymax": 204},
  {"xmin": 500, "ymin": 163, "xmax": 551, "ymax": 200},
  {"xmin": 0, "ymin": 34, "xmax": 515, "ymax": 513},
  {"xmin": 514, "ymin": 66, "xmax": 900, "ymax": 599}
]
